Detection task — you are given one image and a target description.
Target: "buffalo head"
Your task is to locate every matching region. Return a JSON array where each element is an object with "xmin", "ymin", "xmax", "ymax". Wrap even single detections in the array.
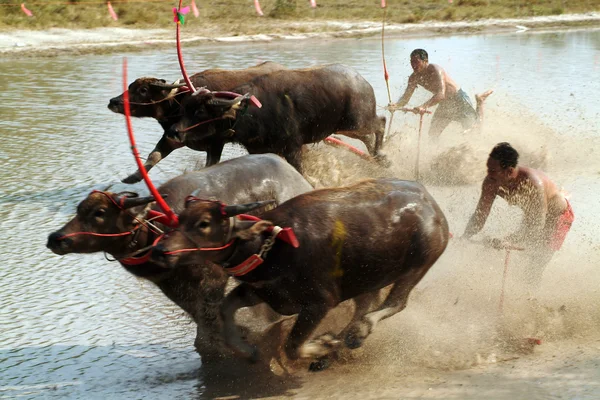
[
  {"xmin": 168, "ymin": 90, "xmax": 257, "ymax": 142},
  {"xmin": 47, "ymin": 191, "xmax": 155, "ymax": 256},
  {"xmin": 108, "ymin": 77, "xmax": 187, "ymax": 119},
  {"xmin": 151, "ymin": 198, "xmax": 274, "ymax": 268}
]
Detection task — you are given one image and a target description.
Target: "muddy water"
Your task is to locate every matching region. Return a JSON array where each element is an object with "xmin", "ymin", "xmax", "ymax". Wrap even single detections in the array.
[{"xmin": 1, "ymin": 29, "xmax": 599, "ymax": 399}]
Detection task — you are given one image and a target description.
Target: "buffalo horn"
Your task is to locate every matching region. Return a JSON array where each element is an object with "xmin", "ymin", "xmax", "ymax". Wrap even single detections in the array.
[
  {"xmin": 207, "ymin": 94, "xmax": 247, "ymax": 108},
  {"xmin": 149, "ymin": 80, "xmax": 188, "ymax": 90},
  {"xmin": 118, "ymin": 195, "xmax": 157, "ymax": 209},
  {"xmin": 192, "ymin": 87, "xmax": 211, "ymax": 96},
  {"xmin": 223, "ymin": 200, "xmax": 277, "ymax": 217}
]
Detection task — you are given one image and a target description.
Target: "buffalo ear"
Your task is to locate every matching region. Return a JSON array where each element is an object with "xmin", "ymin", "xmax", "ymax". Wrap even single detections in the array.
[{"xmin": 234, "ymin": 220, "xmax": 273, "ymax": 241}]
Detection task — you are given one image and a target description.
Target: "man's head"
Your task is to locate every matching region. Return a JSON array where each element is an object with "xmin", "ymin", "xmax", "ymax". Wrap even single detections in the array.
[
  {"xmin": 487, "ymin": 142, "xmax": 519, "ymax": 183},
  {"xmin": 410, "ymin": 49, "xmax": 429, "ymax": 73}
]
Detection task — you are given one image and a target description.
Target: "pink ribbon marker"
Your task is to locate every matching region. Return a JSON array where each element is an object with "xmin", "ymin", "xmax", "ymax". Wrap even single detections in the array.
[
  {"xmin": 310, "ymin": 0, "xmax": 317, "ymax": 8},
  {"xmin": 107, "ymin": 1, "xmax": 118, "ymax": 21},
  {"xmin": 254, "ymin": 0, "xmax": 264, "ymax": 16},
  {"xmin": 191, "ymin": 0, "xmax": 199, "ymax": 17},
  {"xmin": 173, "ymin": 6, "xmax": 190, "ymax": 23},
  {"xmin": 20, "ymin": 3, "xmax": 33, "ymax": 17},
  {"xmin": 381, "ymin": 0, "xmax": 386, "ymax": 8}
]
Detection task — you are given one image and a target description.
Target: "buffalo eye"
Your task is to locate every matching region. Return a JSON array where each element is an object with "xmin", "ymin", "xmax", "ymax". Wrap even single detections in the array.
[
  {"xmin": 139, "ymin": 87, "xmax": 148, "ymax": 96},
  {"xmin": 194, "ymin": 108, "xmax": 206, "ymax": 119},
  {"xmin": 195, "ymin": 220, "xmax": 210, "ymax": 231},
  {"xmin": 94, "ymin": 208, "xmax": 106, "ymax": 219}
]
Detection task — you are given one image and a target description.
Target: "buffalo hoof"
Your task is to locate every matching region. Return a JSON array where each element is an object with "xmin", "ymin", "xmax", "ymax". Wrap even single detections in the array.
[
  {"xmin": 309, "ymin": 357, "xmax": 330, "ymax": 372},
  {"xmin": 344, "ymin": 331, "xmax": 364, "ymax": 350},
  {"xmin": 122, "ymin": 174, "xmax": 142, "ymax": 184},
  {"xmin": 248, "ymin": 346, "xmax": 260, "ymax": 364},
  {"xmin": 374, "ymin": 153, "xmax": 392, "ymax": 168}
]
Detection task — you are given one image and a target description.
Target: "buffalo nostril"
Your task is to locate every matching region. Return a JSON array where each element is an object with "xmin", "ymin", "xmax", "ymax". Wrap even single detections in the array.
[
  {"xmin": 167, "ymin": 125, "xmax": 182, "ymax": 140},
  {"xmin": 152, "ymin": 245, "xmax": 167, "ymax": 259},
  {"xmin": 47, "ymin": 232, "xmax": 63, "ymax": 248}
]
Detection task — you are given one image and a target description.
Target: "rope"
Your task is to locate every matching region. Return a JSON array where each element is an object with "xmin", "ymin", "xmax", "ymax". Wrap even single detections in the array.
[{"xmin": 122, "ymin": 58, "xmax": 179, "ymax": 227}]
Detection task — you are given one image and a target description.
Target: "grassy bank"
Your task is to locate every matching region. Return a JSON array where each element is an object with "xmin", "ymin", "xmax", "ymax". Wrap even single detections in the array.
[{"xmin": 1, "ymin": 0, "xmax": 598, "ymax": 33}]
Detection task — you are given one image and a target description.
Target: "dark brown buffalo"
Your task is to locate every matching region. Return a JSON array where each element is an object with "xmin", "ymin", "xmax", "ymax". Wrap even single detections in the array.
[
  {"xmin": 46, "ymin": 154, "xmax": 313, "ymax": 362},
  {"xmin": 151, "ymin": 178, "xmax": 449, "ymax": 365},
  {"xmin": 107, "ymin": 61, "xmax": 287, "ymax": 184},
  {"xmin": 169, "ymin": 64, "xmax": 387, "ymax": 173}
]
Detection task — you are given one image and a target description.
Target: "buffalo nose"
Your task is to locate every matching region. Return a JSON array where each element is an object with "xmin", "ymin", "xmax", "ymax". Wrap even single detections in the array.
[
  {"xmin": 47, "ymin": 231, "xmax": 71, "ymax": 251},
  {"xmin": 167, "ymin": 125, "xmax": 182, "ymax": 140},
  {"xmin": 151, "ymin": 245, "xmax": 168, "ymax": 262},
  {"xmin": 108, "ymin": 97, "xmax": 121, "ymax": 110}
]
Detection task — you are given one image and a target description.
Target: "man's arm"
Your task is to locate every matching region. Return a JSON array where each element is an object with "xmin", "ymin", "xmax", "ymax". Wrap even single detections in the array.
[
  {"xmin": 393, "ymin": 74, "xmax": 417, "ymax": 107},
  {"xmin": 463, "ymin": 179, "xmax": 496, "ymax": 238},
  {"xmin": 416, "ymin": 65, "xmax": 446, "ymax": 111}
]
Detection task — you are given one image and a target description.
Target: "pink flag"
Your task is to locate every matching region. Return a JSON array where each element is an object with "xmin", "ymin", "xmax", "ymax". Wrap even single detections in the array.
[
  {"xmin": 310, "ymin": 0, "xmax": 317, "ymax": 8},
  {"xmin": 254, "ymin": 0, "xmax": 264, "ymax": 16},
  {"xmin": 107, "ymin": 1, "xmax": 118, "ymax": 21},
  {"xmin": 20, "ymin": 3, "xmax": 33, "ymax": 17},
  {"xmin": 381, "ymin": 0, "xmax": 386, "ymax": 8},
  {"xmin": 191, "ymin": 0, "xmax": 199, "ymax": 17}
]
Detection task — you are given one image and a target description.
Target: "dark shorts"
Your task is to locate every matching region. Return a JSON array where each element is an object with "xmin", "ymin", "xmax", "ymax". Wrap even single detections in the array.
[{"xmin": 429, "ymin": 89, "xmax": 478, "ymax": 137}]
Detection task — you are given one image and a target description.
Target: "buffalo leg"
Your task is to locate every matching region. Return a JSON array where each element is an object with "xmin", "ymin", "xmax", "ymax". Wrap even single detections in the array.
[
  {"xmin": 220, "ymin": 284, "xmax": 265, "ymax": 361},
  {"xmin": 334, "ymin": 130, "xmax": 376, "ymax": 155},
  {"xmin": 343, "ymin": 271, "xmax": 429, "ymax": 348},
  {"xmin": 205, "ymin": 140, "xmax": 225, "ymax": 167},
  {"xmin": 337, "ymin": 291, "xmax": 381, "ymax": 349},
  {"xmin": 283, "ymin": 148, "xmax": 304, "ymax": 174},
  {"xmin": 122, "ymin": 136, "xmax": 184, "ymax": 184},
  {"xmin": 286, "ymin": 303, "xmax": 331, "ymax": 360}
]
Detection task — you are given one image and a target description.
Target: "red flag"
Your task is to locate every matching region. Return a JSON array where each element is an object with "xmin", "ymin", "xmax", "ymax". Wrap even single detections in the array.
[
  {"xmin": 107, "ymin": 1, "xmax": 118, "ymax": 21},
  {"xmin": 20, "ymin": 3, "xmax": 33, "ymax": 17}
]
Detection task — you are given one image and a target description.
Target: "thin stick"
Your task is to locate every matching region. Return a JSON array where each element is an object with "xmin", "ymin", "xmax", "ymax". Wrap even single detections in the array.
[
  {"xmin": 498, "ymin": 249, "xmax": 511, "ymax": 313},
  {"xmin": 415, "ymin": 112, "xmax": 424, "ymax": 180}
]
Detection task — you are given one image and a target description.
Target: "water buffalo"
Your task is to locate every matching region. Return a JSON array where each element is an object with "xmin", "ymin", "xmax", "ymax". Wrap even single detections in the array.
[
  {"xmin": 107, "ymin": 61, "xmax": 287, "ymax": 184},
  {"xmin": 169, "ymin": 64, "xmax": 388, "ymax": 174},
  {"xmin": 151, "ymin": 178, "xmax": 449, "ymax": 366},
  {"xmin": 46, "ymin": 154, "xmax": 313, "ymax": 362}
]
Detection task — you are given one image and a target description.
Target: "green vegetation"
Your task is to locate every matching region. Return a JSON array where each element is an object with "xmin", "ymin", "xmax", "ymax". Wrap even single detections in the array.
[{"xmin": 0, "ymin": 0, "xmax": 598, "ymax": 32}]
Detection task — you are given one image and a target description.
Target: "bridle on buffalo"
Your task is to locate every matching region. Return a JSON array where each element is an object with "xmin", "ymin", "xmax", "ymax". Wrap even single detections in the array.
[
  {"xmin": 158, "ymin": 197, "xmax": 298, "ymax": 277},
  {"xmin": 56, "ymin": 191, "xmax": 167, "ymax": 263}
]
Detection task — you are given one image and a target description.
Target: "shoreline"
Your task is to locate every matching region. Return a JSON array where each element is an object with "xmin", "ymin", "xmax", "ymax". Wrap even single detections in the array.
[{"xmin": 1, "ymin": 12, "xmax": 599, "ymax": 58}]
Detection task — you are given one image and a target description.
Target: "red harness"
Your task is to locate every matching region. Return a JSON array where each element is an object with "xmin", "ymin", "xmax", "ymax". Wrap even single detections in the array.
[{"xmin": 223, "ymin": 214, "xmax": 299, "ymax": 277}]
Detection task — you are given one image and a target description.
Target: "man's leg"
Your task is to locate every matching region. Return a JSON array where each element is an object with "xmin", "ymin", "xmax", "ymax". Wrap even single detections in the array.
[
  {"xmin": 523, "ymin": 249, "xmax": 554, "ymax": 299},
  {"xmin": 429, "ymin": 117, "xmax": 452, "ymax": 139},
  {"xmin": 428, "ymin": 109, "xmax": 452, "ymax": 140},
  {"xmin": 454, "ymin": 90, "xmax": 479, "ymax": 132},
  {"xmin": 475, "ymin": 90, "xmax": 494, "ymax": 122}
]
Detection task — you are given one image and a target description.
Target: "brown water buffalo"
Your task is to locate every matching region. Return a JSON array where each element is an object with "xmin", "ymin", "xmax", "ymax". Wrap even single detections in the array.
[
  {"xmin": 107, "ymin": 61, "xmax": 286, "ymax": 184},
  {"xmin": 151, "ymin": 178, "xmax": 449, "ymax": 366},
  {"xmin": 46, "ymin": 154, "xmax": 313, "ymax": 362},
  {"xmin": 168, "ymin": 64, "xmax": 388, "ymax": 173}
]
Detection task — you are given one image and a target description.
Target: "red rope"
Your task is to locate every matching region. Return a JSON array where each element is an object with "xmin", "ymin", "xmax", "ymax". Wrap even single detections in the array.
[
  {"xmin": 176, "ymin": 0, "xmax": 196, "ymax": 93},
  {"xmin": 123, "ymin": 58, "xmax": 178, "ymax": 227},
  {"xmin": 163, "ymin": 239, "xmax": 236, "ymax": 255},
  {"xmin": 58, "ymin": 227, "xmax": 139, "ymax": 241}
]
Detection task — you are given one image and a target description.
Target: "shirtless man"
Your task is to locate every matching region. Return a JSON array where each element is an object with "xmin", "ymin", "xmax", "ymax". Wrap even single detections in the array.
[
  {"xmin": 389, "ymin": 49, "xmax": 493, "ymax": 138},
  {"xmin": 463, "ymin": 142, "xmax": 574, "ymax": 288}
]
